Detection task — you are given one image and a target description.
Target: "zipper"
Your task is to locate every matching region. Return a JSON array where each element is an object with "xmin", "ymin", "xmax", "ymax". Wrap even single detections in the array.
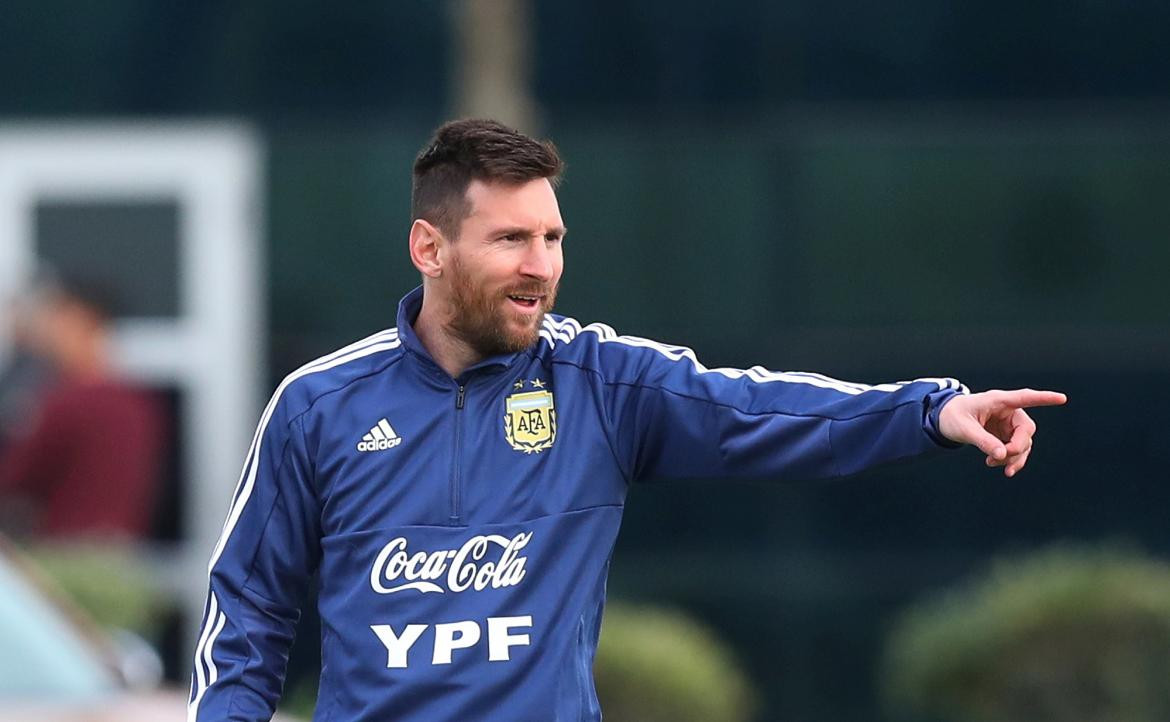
[{"xmin": 449, "ymin": 384, "xmax": 466, "ymax": 523}]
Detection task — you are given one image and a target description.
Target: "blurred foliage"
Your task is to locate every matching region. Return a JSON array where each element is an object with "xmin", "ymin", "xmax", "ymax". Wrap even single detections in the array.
[
  {"xmin": 883, "ymin": 544, "xmax": 1170, "ymax": 722},
  {"xmin": 595, "ymin": 602, "xmax": 757, "ymax": 722},
  {"xmin": 23, "ymin": 543, "xmax": 168, "ymax": 640}
]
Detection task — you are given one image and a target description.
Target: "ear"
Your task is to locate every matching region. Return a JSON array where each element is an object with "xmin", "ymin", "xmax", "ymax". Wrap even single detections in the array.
[{"xmin": 409, "ymin": 219, "xmax": 445, "ymax": 278}]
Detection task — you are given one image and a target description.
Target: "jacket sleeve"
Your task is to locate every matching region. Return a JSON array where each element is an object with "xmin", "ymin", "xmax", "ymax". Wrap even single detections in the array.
[
  {"xmin": 188, "ymin": 384, "xmax": 321, "ymax": 721},
  {"xmin": 588, "ymin": 329, "xmax": 967, "ymax": 482}
]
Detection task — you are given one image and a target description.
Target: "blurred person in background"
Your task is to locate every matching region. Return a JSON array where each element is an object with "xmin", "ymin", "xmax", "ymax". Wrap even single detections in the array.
[{"xmin": 0, "ymin": 276, "xmax": 165, "ymax": 541}]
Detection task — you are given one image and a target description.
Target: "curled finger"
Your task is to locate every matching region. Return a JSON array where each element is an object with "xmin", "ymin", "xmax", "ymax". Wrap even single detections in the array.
[
  {"xmin": 1005, "ymin": 446, "xmax": 1033, "ymax": 477},
  {"xmin": 1004, "ymin": 409, "xmax": 1036, "ymax": 456}
]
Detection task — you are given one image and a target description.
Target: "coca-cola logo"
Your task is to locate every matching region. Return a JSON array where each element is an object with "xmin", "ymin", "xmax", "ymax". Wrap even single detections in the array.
[{"xmin": 369, "ymin": 532, "xmax": 532, "ymax": 594}]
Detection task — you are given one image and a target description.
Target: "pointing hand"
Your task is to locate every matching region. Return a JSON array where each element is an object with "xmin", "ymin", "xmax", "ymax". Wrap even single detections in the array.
[{"xmin": 937, "ymin": 389, "xmax": 1067, "ymax": 477}]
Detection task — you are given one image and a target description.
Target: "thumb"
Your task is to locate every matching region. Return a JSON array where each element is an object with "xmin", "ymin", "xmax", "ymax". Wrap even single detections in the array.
[{"xmin": 957, "ymin": 418, "xmax": 1007, "ymax": 461}]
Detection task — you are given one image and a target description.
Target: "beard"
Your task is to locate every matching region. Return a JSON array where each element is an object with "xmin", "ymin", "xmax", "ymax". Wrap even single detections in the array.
[{"xmin": 445, "ymin": 256, "xmax": 558, "ymax": 358}]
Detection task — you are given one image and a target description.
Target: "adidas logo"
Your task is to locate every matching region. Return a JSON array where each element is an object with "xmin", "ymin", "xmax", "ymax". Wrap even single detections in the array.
[{"xmin": 357, "ymin": 418, "xmax": 402, "ymax": 452}]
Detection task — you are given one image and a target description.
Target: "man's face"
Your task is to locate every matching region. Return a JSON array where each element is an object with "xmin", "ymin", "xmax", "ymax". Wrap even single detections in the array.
[{"xmin": 441, "ymin": 177, "xmax": 565, "ymax": 357}]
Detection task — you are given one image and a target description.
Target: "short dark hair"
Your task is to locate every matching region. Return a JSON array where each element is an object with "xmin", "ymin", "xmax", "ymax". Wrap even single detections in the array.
[{"xmin": 411, "ymin": 119, "xmax": 564, "ymax": 239}]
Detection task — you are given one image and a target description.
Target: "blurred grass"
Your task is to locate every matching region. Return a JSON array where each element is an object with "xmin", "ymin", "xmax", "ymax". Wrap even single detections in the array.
[{"xmin": 23, "ymin": 543, "xmax": 168, "ymax": 640}]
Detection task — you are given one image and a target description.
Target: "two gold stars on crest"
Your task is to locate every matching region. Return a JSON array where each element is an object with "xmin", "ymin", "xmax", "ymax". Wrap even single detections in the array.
[{"xmin": 513, "ymin": 378, "xmax": 547, "ymax": 390}]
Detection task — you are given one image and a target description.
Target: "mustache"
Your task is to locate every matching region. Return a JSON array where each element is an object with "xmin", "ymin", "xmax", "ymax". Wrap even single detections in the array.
[{"xmin": 501, "ymin": 284, "xmax": 556, "ymax": 298}]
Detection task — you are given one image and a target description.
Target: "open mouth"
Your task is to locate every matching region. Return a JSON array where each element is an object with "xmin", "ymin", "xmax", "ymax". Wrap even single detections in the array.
[{"xmin": 506, "ymin": 294, "xmax": 541, "ymax": 310}]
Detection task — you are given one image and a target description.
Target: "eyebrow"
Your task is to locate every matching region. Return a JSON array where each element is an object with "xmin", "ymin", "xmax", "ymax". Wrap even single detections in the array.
[{"xmin": 490, "ymin": 226, "xmax": 568, "ymax": 239}]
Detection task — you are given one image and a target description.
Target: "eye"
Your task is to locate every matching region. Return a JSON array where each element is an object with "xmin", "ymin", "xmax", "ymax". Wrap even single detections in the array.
[{"xmin": 501, "ymin": 233, "xmax": 524, "ymax": 242}]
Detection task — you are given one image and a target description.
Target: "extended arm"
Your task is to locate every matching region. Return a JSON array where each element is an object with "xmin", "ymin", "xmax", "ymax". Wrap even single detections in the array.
[
  {"xmin": 584, "ymin": 327, "xmax": 967, "ymax": 482},
  {"xmin": 581, "ymin": 326, "xmax": 1063, "ymax": 481}
]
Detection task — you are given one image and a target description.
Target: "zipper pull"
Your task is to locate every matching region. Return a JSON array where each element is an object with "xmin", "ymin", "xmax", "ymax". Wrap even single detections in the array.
[{"xmin": 456, "ymin": 384, "xmax": 466, "ymax": 409}]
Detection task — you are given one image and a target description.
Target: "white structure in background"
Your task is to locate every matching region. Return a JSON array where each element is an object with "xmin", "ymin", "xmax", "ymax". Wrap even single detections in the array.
[{"xmin": 0, "ymin": 123, "xmax": 263, "ymax": 664}]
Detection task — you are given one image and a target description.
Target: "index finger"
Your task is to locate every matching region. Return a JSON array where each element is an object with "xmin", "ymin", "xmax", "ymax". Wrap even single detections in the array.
[{"xmin": 997, "ymin": 389, "xmax": 1068, "ymax": 409}]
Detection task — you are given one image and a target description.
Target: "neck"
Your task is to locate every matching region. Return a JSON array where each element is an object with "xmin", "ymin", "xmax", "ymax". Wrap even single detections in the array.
[
  {"xmin": 413, "ymin": 292, "xmax": 481, "ymax": 379},
  {"xmin": 61, "ymin": 339, "xmax": 111, "ymax": 382}
]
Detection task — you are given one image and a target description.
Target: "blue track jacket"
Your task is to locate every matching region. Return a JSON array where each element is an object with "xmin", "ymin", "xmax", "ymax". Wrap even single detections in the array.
[{"xmin": 189, "ymin": 286, "xmax": 966, "ymax": 721}]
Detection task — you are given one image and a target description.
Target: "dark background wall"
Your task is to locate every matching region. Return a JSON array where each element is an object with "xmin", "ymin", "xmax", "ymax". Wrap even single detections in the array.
[{"xmin": 3, "ymin": 2, "xmax": 1167, "ymax": 719}]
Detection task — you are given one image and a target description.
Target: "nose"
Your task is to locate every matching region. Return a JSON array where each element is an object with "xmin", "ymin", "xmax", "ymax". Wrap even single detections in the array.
[{"xmin": 518, "ymin": 238, "xmax": 556, "ymax": 282}]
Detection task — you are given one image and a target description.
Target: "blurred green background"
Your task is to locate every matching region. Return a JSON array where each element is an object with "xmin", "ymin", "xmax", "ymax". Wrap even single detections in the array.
[{"xmin": 2, "ymin": 1, "xmax": 1168, "ymax": 719}]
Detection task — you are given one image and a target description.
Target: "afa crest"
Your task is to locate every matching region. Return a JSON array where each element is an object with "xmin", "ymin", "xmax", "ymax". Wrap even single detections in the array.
[{"xmin": 504, "ymin": 382, "xmax": 556, "ymax": 454}]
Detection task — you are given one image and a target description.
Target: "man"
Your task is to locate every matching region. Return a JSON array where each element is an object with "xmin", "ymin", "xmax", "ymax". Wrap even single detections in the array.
[
  {"xmin": 189, "ymin": 119, "xmax": 1065, "ymax": 721},
  {"xmin": 0, "ymin": 277, "xmax": 165, "ymax": 539}
]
